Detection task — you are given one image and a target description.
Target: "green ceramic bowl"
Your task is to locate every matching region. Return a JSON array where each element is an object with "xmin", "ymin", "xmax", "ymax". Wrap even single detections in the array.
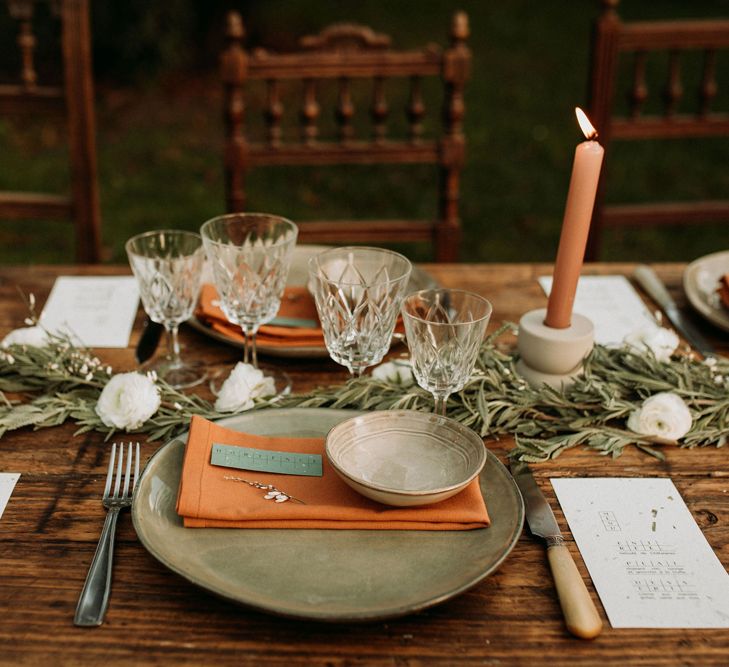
[{"xmin": 325, "ymin": 410, "xmax": 486, "ymax": 507}]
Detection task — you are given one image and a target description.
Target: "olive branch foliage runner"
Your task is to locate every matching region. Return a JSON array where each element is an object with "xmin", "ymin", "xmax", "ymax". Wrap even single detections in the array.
[{"xmin": 1, "ymin": 323, "xmax": 727, "ymax": 461}]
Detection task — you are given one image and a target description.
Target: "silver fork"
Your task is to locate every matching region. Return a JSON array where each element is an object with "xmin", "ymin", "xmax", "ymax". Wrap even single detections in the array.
[{"xmin": 74, "ymin": 442, "xmax": 140, "ymax": 627}]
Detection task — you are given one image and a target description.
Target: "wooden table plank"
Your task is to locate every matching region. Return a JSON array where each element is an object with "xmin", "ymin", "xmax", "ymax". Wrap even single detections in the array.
[{"xmin": 0, "ymin": 263, "xmax": 727, "ymax": 666}]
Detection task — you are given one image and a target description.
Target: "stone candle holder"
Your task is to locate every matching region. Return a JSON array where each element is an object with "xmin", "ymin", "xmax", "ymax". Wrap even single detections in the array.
[{"xmin": 516, "ymin": 308, "xmax": 594, "ymax": 390}]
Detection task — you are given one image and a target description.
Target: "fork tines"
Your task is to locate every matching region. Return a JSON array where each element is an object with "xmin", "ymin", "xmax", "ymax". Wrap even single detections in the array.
[{"xmin": 105, "ymin": 442, "xmax": 141, "ymax": 501}]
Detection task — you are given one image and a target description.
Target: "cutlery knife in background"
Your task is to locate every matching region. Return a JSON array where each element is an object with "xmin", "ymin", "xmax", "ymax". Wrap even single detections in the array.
[
  {"xmin": 634, "ymin": 264, "xmax": 716, "ymax": 358},
  {"xmin": 510, "ymin": 460, "xmax": 603, "ymax": 639},
  {"xmin": 135, "ymin": 317, "xmax": 164, "ymax": 365}
]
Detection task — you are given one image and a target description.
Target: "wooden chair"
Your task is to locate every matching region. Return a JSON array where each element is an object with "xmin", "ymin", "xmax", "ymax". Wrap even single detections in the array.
[
  {"xmin": 586, "ymin": 0, "xmax": 729, "ymax": 259},
  {"xmin": 0, "ymin": 0, "xmax": 101, "ymax": 263},
  {"xmin": 221, "ymin": 11, "xmax": 471, "ymax": 262}
]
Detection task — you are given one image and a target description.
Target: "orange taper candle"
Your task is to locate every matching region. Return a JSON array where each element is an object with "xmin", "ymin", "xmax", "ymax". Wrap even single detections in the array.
[{"xmin": 544, "ymin": 108, "xmax": 605, "ymax": 329}]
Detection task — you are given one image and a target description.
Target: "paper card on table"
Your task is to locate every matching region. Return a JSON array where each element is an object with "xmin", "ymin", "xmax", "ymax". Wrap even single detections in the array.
[
  {"xmin": 538, "ymin": 275, "xmax": 659, "ymax": 345},
  {"xmin": 551, "ymin": 477, "xmax": 729, "ymax": 628},
  {"xmin": 39, "ymin": 276, "xmax": 139, "ymax": 348},
  {"xmin": 0, "ymin": 473, "xmax": 20, "ymax": 521}
]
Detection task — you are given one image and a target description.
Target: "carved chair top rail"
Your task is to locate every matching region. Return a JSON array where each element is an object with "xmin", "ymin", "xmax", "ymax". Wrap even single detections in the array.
[
  {"xmin": 230, "ymin": 51, "xmax": 443, "ymax": 81},
  {"xmin": 611, "ymin": 115, "xmax": 729, "ymax": 139},
  {"xmin": 618, "ymin": 19, "xmax": 729, "ymax": 50},
  {"xmin": 240, "ymin": 141, "xmax": 439, "ymax": 165}
]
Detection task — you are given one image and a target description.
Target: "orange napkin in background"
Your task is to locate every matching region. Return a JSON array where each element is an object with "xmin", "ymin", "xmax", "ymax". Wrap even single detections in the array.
[
  {"xmin": 196, "ymin": 283, "xmax": 325, "ymax": 348},
  {"xmin": 176, "ymin": 415, "xmax": 490, "ymax": 530}
]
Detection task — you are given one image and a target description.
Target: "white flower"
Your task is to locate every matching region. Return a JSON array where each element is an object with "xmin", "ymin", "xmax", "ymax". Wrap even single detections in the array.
[
  {"xmin": 371, "ymin": 359, "xmax": 414, "ymax": 385},
  {"xmin": 624, "ymin": 326, "xmax": 679, "ymax": 362},
  {"xmin": 1, "ymin": 326, "xmax": 49, "ymax": 348},
  {"xmin": 96, "ymin": 371, "xmax": 161, "ymax": 430},
  {"xmin": 214, "ymin": 362, "xmax": 276, "ymax": 413},
  {"xmin": 627, "ymin": 392, "xmax": 692, "ymax": 441}
]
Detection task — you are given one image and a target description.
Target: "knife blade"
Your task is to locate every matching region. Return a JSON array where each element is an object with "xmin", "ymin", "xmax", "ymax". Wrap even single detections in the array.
[
  {"xmin": 135, "ymin": 317, "xmax": 164, "ymax": 365},
  {"xmin": 634, "ymin": 265, "xmax": 715, "ymax": 358},
  {"xmin": 510, "ymin": 460, "xmax": 603, "ymax": 639}
]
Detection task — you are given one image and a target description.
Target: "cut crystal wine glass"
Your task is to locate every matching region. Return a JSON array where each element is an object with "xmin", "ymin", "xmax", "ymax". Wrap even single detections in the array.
[
  {"xmin": 200, "ymin": 213, "xmax": 298, "ymax": 370},
  {"xmin": 401, "ymin": 288, "xmax": 492, "ymax": 415},
  {"xmin": 308, "ymin": 246, "xmax": 412, "ymax": 376},
  {"xmin": 126, "ymin": 230, "xmax": 206, "ymax": 388}
]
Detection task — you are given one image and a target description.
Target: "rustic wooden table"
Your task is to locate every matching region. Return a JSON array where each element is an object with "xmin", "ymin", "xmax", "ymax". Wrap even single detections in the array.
[{"xmin": 0, "ymin": 263, "xmax": 727, "ymax": 666}]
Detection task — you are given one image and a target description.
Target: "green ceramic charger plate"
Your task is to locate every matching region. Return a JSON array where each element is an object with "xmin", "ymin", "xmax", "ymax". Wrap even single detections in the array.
[
  {"xmin": 131, "ymin": 408, "xmax": 524, "ymax": 622},
  {"xmin": 187, "ymin": 245, "xmax": 439, "ymax": 358}
]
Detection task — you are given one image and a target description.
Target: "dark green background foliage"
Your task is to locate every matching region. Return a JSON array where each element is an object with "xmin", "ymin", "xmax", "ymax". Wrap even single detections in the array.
[{"xmin": 1, "ymin": 0, "xmax": 729, "ymax": 263}]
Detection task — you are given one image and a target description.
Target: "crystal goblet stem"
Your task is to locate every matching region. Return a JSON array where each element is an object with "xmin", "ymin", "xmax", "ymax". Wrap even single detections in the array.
[
  {"xmin": 242, "ymin": 325, "xmax": 258, "ymax": 367},
  {"xmin": 166, "ymin": 323, "xmax": 182, "ymax": 368},
  {"xmin": 433, "ymin": 393, "xmax": 448, "ymax": 417}
]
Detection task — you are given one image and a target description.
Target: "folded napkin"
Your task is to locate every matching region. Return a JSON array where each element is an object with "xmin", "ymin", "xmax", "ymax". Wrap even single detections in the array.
[
  {"xmin": 176, "ymin": 415, "xmax": 490, "ymax": 530},
  {"xmin": 196, "ymin": 283, "xmax": 325, "ymax": 348}
]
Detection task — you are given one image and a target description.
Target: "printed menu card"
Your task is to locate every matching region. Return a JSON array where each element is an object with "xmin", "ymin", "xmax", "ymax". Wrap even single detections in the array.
[
  {"xmin": 538, "ymin": 275, "xmax": 659, "ymax": 345},
  {"xmin": 0, "ymin": 473, "xmax": 20, "ymax": 521},
  {"xmin": 552, "ymin": 478, "xmax": 729, "ymax": 628},
  {"xmin": 40, "ymin": 276, "xmax": 139, "ymax": 348}
]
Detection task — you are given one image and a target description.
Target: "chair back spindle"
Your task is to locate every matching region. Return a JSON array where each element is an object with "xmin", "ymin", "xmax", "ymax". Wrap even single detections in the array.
[
  {"xmin": 221, "ymin": 11, "xmax": 471, "ymax": 261},
  {"xmin": 0, "ymin": 0, "xmax": 101, "ymax": 263},
  {"xmin": 586, "ymin": 0, "xmax": 729, "ymax": 259}
]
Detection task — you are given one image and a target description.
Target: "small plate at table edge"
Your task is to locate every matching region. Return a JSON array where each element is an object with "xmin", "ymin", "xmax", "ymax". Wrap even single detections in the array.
[
  {"xmin": 683, "ymin": 250, "xmax": 729, "ymax": 333},
  {"xmin": 186, "ymin": 245, "xmax": 439, "ymax": 358},
  {"xmin": 131, "ymin": 408, "xmax": 524, "ymax": 623}
]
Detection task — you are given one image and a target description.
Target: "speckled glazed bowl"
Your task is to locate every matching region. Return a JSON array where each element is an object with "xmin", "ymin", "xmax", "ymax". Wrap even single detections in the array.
[{"xmin": 325, "ymin": 410, "xmax": 486, "ymax": 507}]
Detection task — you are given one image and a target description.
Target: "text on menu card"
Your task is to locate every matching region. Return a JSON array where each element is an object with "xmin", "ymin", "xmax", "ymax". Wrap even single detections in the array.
[
  {"xmin": 551, "ymin": 477, "xmax": 729, "ymax": 628},
  {"xmin": 39, "ymin": 276, "xmax": 140, "ymax": 348}
]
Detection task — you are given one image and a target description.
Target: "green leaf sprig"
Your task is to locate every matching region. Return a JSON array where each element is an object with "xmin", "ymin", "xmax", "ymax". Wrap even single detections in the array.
[
  {"xmin": 1, "ymin": 318, "xmax": 727, "ymax": 460},
  {"xmin": 280, "ymin": 324, "xmax": 729, "ymax": 461}
]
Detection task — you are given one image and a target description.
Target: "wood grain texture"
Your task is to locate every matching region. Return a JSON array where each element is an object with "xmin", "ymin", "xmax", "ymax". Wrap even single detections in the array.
[{"xmin": 0, "ymin": 263, "xmax": 727, "ymax": 666}]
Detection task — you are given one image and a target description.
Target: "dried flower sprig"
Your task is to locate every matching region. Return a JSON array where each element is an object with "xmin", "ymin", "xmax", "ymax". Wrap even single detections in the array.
[{"xmin": 223, "ymin": 476, "xmax": 305, "ymax": 504}]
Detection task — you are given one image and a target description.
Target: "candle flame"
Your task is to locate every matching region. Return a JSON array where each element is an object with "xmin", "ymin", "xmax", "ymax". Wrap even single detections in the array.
[{"xmin": 575, "ymin": 107, "xmax": 598, "ymax": 140}]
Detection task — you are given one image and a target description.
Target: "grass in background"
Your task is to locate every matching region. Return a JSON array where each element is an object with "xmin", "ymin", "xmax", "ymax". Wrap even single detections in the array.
[{"xmin": 1, "ymin": 0, "xmax": 729, "ymax": 264}]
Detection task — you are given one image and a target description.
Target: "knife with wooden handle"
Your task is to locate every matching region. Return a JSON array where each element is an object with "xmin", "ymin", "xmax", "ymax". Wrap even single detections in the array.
[{"xmin": 510, "ymin": 460, "xmax": 603, "ymax": 639}]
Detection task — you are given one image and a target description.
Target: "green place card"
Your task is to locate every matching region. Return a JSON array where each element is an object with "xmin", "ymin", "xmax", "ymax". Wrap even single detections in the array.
[{"xmin": 210, "ymin": 443, "xmax": 323, "ymax": 477}]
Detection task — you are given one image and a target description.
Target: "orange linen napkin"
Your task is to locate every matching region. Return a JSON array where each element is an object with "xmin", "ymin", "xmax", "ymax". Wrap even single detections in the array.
[
  {"xmin": 176, "ymin": 415, "xmax": 490, "ymax": 530},
  {"xmin": 196, "ymin": 283, "xmax": 325, "ymax": 348}
]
